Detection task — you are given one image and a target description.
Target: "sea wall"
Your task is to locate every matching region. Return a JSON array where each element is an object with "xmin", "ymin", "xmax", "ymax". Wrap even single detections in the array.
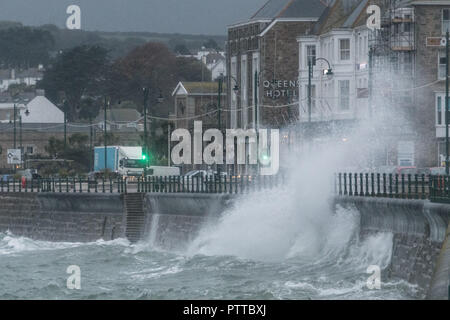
[
  {"xmin": 0, "ymin": 192, "xmax": 448, "ymax": 299},
  {"xmin": 141, "ymin": 194, "xmax": 449, "ymax": 298},
  {"xmin": 335, "ymin": 197, "xmax": 449, "ymax": 299},
  {"xmin": 0, "ymin": 193, "xmax": 124, "ymax": 242},
  {"xmin": 142, "ymin": 193, "xmax": 234, "ymax": 250}
]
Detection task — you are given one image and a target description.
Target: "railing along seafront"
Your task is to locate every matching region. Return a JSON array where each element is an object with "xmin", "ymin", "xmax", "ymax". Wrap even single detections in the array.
[
  {"xmin": 0, "ymin": 174, "xmax": 286, "ymax": 195},
  {"xmin": 335, "ymin": 172, "xmax": 450, "ymax": 203},
  {"xmin": 1, "ymin": 173, "xmax": 449, "ymax": 203}
]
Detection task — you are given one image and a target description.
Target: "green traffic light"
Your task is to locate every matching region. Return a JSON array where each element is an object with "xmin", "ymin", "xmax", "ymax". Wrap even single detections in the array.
[{"xmin": 142, "ymin": 154, "xmax": 147, "ymax": 160}]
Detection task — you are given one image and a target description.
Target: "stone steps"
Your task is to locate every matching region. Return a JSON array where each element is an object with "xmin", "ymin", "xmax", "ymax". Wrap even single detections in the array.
[{"xmin": 124, "ymin": 193, "xmax": 145, "ymax": 243}]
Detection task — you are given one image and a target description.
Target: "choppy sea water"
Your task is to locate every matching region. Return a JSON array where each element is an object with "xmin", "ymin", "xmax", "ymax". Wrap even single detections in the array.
[
  {"xmin": 0, "ymin": 150, "xmax": 426, "ymax": 300},
  {"xmin": 0, "ymin": 229, "xmax": 421, "ymax": 300}
]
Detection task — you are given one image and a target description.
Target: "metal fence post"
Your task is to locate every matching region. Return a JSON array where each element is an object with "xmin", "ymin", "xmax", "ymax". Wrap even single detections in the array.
[
  {"xmin": 343, "ymin": 173, "xmax": 347, "ymax": 196},
  {"xmin": 348, "ymin": 173, "xmax": 353, "ymax": 196},
  {"xmin": 338, "ymin": 173, "xmax": 342, "ymax": 195},
  {"xmin": 421, "ymin": 174, "xmax": 426, "ymax": 200},
  {"xmin": 376, "ymin": 173, "xmax": 380, "ymax": 196}
]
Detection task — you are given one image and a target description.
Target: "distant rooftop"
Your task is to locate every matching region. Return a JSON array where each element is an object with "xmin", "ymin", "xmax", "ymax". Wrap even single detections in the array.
[
  {"xmin": 173, "ymin": 82, "xmax": 228, "ymax": 96},
  {"xmin": 251, "ymin": 0, "xmax": 331, "ymax": 20},
  {"xmin": 95, "ymin": 108, "xmax": 141, "ymax": 123}
]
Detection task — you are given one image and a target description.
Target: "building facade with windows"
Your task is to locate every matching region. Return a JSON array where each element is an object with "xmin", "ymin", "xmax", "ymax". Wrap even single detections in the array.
[
  {"xmin": 226, "ymin": 0, "xmax": 332, "ymax": 130},
  {"xmin": 296, "ymin": 0, "xmax": 372, "ymax": 158},
  {"xmin": 296, "ymin": 0, "xmax": 450, "ymax": 168},
  {"xmin": 412, "ymin": 1, "xmax": 450, "ymax": 167},
  {"xmin": 371, "ymin": 0, "xmax": 450, "ymax": 167}
]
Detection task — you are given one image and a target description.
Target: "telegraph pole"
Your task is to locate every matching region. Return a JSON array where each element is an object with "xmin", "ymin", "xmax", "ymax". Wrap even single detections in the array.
[
  {"xmin": 104, "ymin": 97, "xmax": 108, "ymax": 172},
  {"xmin": 143, "ymin": 87, "xmax": 149, "ymax": 175},
  {"xmin": 19, "ymin": 115, "xmax": 22, "ymax": 168},
  {"xmin": 89, "ymin": 115, "xmax": 93, "ymax": 172},
  {"xmin": 64, "ymin": 101, "xmax": 67, "ymax": 157},
  {"xmin": 13, "ymin": 103, "xmax": 16, "ymax": 149},
  {"xmin": 446, "ymin": 30, "xmax": 449, "ymax": 175},
  {"xmin": 218, "ymin": 76, "xmax": 223, "ymax": 132}
]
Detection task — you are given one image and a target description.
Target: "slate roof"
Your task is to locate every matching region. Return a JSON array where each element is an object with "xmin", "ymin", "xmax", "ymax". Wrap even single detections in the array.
[
  {"xmin": 205, "ymin": 53, "xmax": 225, "ymax": 65},
  {"xmin": 173, "ymin": 82, "xmax": 227, "ymax": 96},
  {"xmin": 311, "ymin": 0, "xmax": 370, "ymax": 34},
  {"xmin": 95, "ymin": 108, "xmax": 141, "ymax": 123},
  {"xmin": 251, "ymin": 0, "xmax": 331, "ymax": 20}
]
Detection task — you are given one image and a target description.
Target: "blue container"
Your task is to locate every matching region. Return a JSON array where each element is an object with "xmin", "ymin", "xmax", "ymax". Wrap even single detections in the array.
[{"xmin": 94, "ymin": 147, "xmax": 118, "ymax": 172}]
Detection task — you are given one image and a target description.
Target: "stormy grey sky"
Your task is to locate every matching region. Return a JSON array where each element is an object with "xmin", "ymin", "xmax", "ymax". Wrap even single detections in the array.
[{"xmin": 0, "ymin": 0, "xmax": 267, "ymax": 35}]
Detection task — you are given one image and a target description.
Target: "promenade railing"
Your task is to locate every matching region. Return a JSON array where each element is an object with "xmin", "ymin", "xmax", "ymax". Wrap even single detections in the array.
[
  {"xmin": 335, "ymin": 173, "xmax": 449, "ymax": 203},
  {"xmin": 0, "ymin": 174, "xmax": 286, "ymax": 195},
  {"xmin": 2, "ymin": 173, "xmax": 449, "ymax": 204}
]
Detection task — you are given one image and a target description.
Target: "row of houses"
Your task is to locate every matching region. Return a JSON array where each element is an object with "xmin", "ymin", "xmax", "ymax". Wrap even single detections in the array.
[
  {"xmin": 0, "ymin": 66, "xmax": 44, "ymax": 92},
  {"xmin": 0, "ymin": 91, "xmax": 147, "ymax": 168},
  {"xmin": 177, "ymin": 48, "xmax": 227, "ymax": 80},
  {"xmin": 1, "ymin": 0, "xmax": 449, "ymax": 172},
  {"xmin": 212, "ymin": 0, "xmax": 450, "ymax": 169}
]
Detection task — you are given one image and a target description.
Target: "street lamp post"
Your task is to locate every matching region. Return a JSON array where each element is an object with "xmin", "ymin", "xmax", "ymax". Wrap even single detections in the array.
[
  {"xmin": 217, "ymin": 76, "xmax": 224, "ymax": 175},
  {"xmin": 306, "ymin": 57, "xmax": 333, "ymax": 150},
  {"xmin": 143, "ymin": 87, "xmax": 149, "ymax": 176},
  {"xmin": 254, "ymin": 71, "xmax": 259, "ymax": 133},
  {"xmin": 63, "ymin": 100, "xmax": 67, "ymax": 158},
  {"xmin": 104, "ymin": 97, "xmax": 109, "ymax": 173},
  {"xmin": 13, "ymin": 103, "xmax": 16, "ymax": 150},
  {"xmin": 446, "ymin": 30, "xmax": 449, "ymax": 175},
  {"xmin": 307, "ymin": 57, "xmax": 333, "ymax": 124},
  {"xmin": 228, "ymin": 74, "xmax": 241, "ymax": 175},
  {"xmin": 19, "ymin": 115, "xmax": 22, "ymax": 168},
  {"xmin": 89, "ymin": 115, "xmax": 93, "ymax": 172}
]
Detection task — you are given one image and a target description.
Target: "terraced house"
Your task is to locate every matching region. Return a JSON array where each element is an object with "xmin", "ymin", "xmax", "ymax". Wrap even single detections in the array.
[{"xmin": 226, "ymin": 0, "xmax": 333, "ymax": 130}]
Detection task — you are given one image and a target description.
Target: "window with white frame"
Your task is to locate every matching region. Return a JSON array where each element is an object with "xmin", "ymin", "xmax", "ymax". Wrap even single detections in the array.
[
  {"xmin": 339, "ymin": 80, "xmax": 350, "ymax": 110},
  {"xmin": 339, "ymin": 39, "xmax": 350, "ymax": 61},
  {"xmin": 439, "ymin": 50, "xmax": 447, "ymax": 80},
  {"xmin": 443, "ymin": 9, "xmax": 450, "ymax": 34},
  {"xmin": 306, "ymin": 45, "xmax": 316, "ymax": 66}
]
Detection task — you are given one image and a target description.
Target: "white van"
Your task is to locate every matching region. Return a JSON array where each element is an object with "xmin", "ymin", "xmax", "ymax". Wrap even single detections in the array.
[{"xmin": 147, "ymin": 166, "xmax": 180, "ymax": 177}]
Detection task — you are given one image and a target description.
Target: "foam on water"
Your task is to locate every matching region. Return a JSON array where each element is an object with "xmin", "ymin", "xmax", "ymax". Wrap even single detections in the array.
[
  {"xmin": 0, "ymin": 231, "xmax": 130, "ymax": 255},
  {"xmin": 187, "ymin": 144, "xmax": 393, "ymax": 268}
]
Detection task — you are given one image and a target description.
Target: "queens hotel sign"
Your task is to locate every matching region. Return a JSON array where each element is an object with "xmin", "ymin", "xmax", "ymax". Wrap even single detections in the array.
[{"xmin": 263, "ymin": 79, "xmax": 299, "ymax": 99}]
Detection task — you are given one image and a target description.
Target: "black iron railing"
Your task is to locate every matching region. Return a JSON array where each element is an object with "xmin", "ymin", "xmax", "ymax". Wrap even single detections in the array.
[
  {"xmin": 0, "ymin": 174, "xmax": 286, "ymax": 195},
  {"xmin": 0, "ymin": 177, "xmax": 126, "ymax": 194},
  {"xmin": 135, "ymin": 175, "xmax": 284, "ymax": 194},
  {"xmin": 335, "ymin": 173, "xmax": 450, "ymax": 203},
  {"xmin": 2, "ymin": 173, "xmax": 449, "ymax": 203}
]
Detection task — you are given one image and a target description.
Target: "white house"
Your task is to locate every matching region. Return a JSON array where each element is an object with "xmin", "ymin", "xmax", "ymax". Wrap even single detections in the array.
[
  {"xmin": 297, "ymin": 2, "xmax": 370, "ymax": 124},
  {"xmin": 20, "ymin": 96, "xmax": 64, "ymax": 123},
  {"xmin": 202, "ymin": 52, "xmax": 227, "ymax": 80},
  {"xmin": 0, "ymin": 66, "xmax": 44, "ymax": 92}
]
